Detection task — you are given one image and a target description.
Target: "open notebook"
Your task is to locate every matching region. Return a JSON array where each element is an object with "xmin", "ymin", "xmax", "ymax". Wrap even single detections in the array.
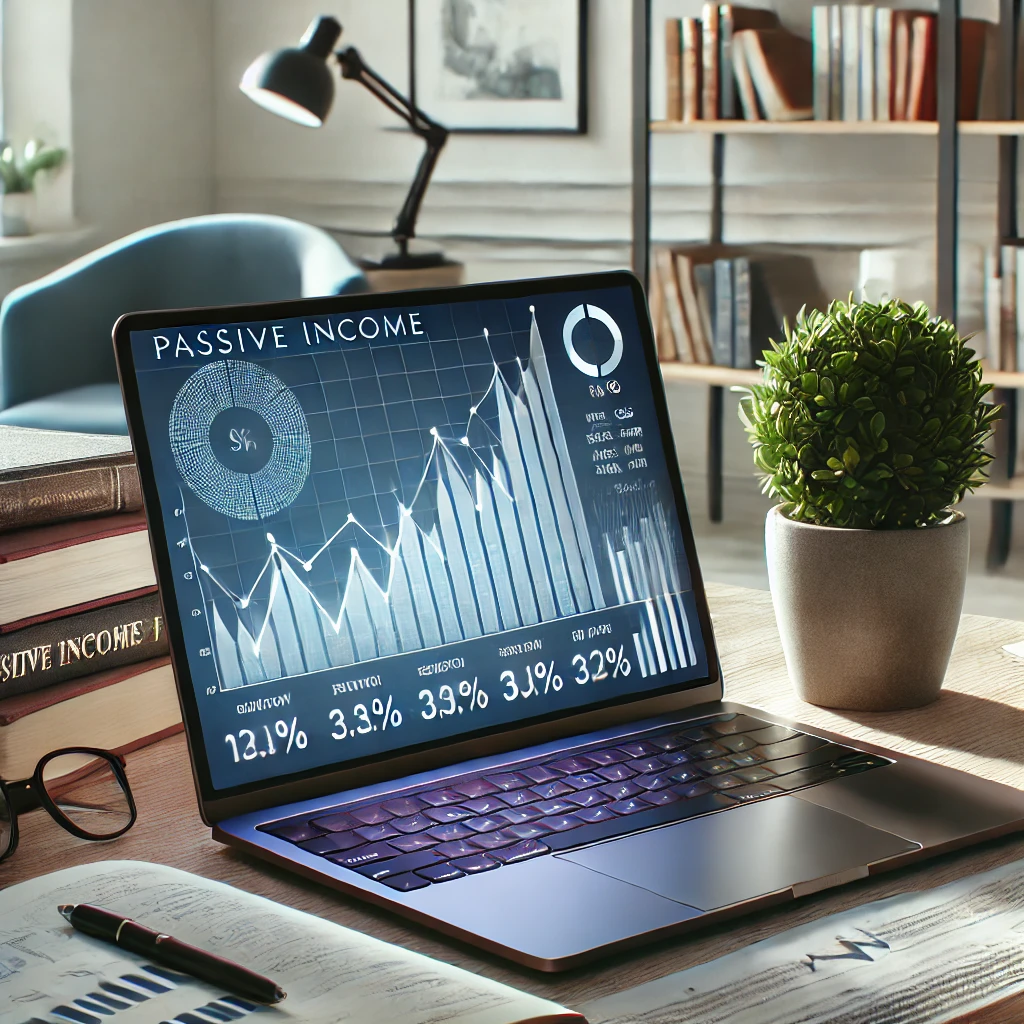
[{"xmin": 0, "ymin": 861, "xmax": 582, "ymax": 1024}]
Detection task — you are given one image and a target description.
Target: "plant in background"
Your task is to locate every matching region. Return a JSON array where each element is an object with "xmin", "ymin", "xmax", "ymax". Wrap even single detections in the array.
[
  {"xmin": 739, "ymin": 297, "xmax": 998, "ymax": 529},
  {"xmin": 0, "ymin": 139, "xmax": 67, "ymax": 194}
]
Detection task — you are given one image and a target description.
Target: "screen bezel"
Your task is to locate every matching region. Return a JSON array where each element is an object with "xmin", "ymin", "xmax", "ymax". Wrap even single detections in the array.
[{"xmin": 113, "ymin": 270, "xmax": 723, "ymax": 823}]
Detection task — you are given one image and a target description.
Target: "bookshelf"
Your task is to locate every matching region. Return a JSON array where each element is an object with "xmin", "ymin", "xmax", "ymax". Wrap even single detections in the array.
[{"xmin": 632, "ymin": 0, "xmax": 1024, "ymax": 567}]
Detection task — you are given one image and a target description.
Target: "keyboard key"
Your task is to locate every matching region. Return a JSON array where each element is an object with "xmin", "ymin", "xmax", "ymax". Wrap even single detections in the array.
[
  {"xmin": 642, "ymin": 788, "xmax": 682, "ymax": 806},
  {"xmin": 608, "ymin": 798, "xmax": 650, "ymax": 815},
  {"xmin": 435, "ymin": 840, "xmax": 478, "ymax": 858},
  {"xmin": 708, "ymin": 714, "xmax": 771, "ymax": 735},
  {"xmin": 531, "ymin": 780, "xmax": 575, "ymax": 800},
  {"xmin": 463, "ymin": 795, "xmax": 506, "ymax": 815},
  {"xmin": 327, "ymin": 842, "xmax": 399, "ymax": 869},
  {"xmin": 466, "ymin": 815, "xmax": 506, "ymax": 833},
  {"xmin": 759, "ymin": 735, "xmax": 829, "ymax": 761},
  {"xmin": 675, "ymin": 725, "xmax": 714, "ymax": 742},
  {"xmin": 427, "ymin": 822, "xmax": 474, "ymax": 842},
  {"xmin": 380, "ymin": 872, "xmax": 431, "ymax": 892},
  {"xmin": 585, "ymin": 748, "xmax": 630, "ymax": 765},
  {"xmin": 355, "ymin": 849, "xmax": 444, "ymax": 881},
  {"xmin": 354, "ymin": 823, "xmax": 400, "ymax": 843},
  {"xmin": 468, "ymin": 830, "xmax": 518, "ymax": 851},
  {"xmin": 533, "ymin": 799, "xmax": 575, "ymax": 815},
  {"xmin": 770, "ymin": 764, "xmax": 847, "ymax": 792},
  {"xmin": 498, "ymin": 806, "xmax": 542, "ymax": 824},
  {"xmin": 484, "ymin": 772, "xmax": 530, "ymax": 791},
  {"xmin": 450, "ymin": 854, "xmax": 499, "ymax": 874},
  {"xmin": 695, "ymin": 758, "xmax": 735, "ymax": 775},
  {"xmin": 381, "ymin": 796, "xmax": 424, "ymax": 817},
  {"xmin": 627, "ymin": 757, "xmax": 665, "ymax": 774},
  {"xmin": 537, "ymin": 814, "xmax": 584, "ymax": 832},
  {"xmin": 634, "ymin": 772, "xmax": 674, "ymax": 791},
  {"xmin": 735, "ymin": 766, "xmax": 776, "ymax": 784},
  {"xmin": 265, "ymin": 822, "xmax": 326, "ymax": 843},
  {"xmin": 497, "ymin": 789, "xmax": 535, "ymax": 807},
  {"xmin": 388, "ymin": 833, "xmax": 438, "ymax": 853},
  {"xmin": 659, "ymin": 750, "xmax": 692, "ymax": 766},
  {"xmin": 521, "ymin": 765, "xmax": 564, "ymax": 784},
  {"xmin": 730, "ymin": 783, "xmax": 784, "ymax": 801},
  {"xmin": 419, "ymin": 789, "xmax": 464, "ymax": 807},
  {"xmin": 574, "ymin": 805, "xmax": 618, "ymax": 823},
  {"xmin": 506, "ymin": 822, "xmax": 551, "ymax": 840},
  {"xmin": 619, "ymin": 740, "xmax": 661, "ymax": 757},
  {"xmin": 563, "ymin": 772, "xmax": 606, "ymax": 791},
  {"xmin": 308, "ymin": 812, "xmax": 354, "ymax": 833},
  {"xmin": 350, "ymin": 805, "xmax": 393, "ymax": 825},
  {"xmin": 596, "ymin": 764, "xmax": 636, "ymax": 782},
  {"xmin": 549, "ymin": 756, "xmax": 596, "ymax": 774},
  {"xmin": 767, "ymin": 743, "xmax": 855, "ymax": 776},
  {"xmin": 298, "ymin": 832, "xmax": 365, "ymax": 855},
  {"xmin": 416, "ymin": 862, "xmax": 465, "ymax": 882},
  {"xmin": 708, "ymin": 774, "xmax": 744, "ymax": 791},
  {"xmin": 675, "ymin": 781, "xmax": 712, "ymax": 799},
  {"xmin": 600, "ymin": 780, "xmax": 642, "ymax": 801},
  {"xmin": 688, "ymin": 742, "xmax": 727, "ymax": 759},
  {"xmin": 566, "ymin": 789, "xmax": 610, "ymax": 808},
  {"xmin": 666, "ymin": 767, "xmax": 701, "ymax": 785},
  {"xmin": 746, "ymin": 725, "xmax": 800, "ymax": 746},
  {"xmin": 425, "ymin": 806, "xmax": 472, "ymax": 824},
  {"xmin": 728, "ymin": 752, "xmax": 765, "ymax": 767},
  {"xmin": 719, "ymin": 734, "xmax": 759, "ymax": 753},
  {"xmin": 391, "ymin": 814, "xmax": 434, "ymax": 834},
  {"xmin": 491, "ymin": 839, "xmax": 550, "ymax": 864},
  {"xmin": 453, "ymin": 777, "xmax": 499, "ymax": 799},
  {"xmin": 648, "ymin": 733, "xmax": 688, "ymax": 751}
]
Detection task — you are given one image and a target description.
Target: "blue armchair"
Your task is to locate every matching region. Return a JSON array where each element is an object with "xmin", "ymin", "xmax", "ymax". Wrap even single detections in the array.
[{"xmin": 0, "ymin": 213, "xmax": 366, "ymax": 434}]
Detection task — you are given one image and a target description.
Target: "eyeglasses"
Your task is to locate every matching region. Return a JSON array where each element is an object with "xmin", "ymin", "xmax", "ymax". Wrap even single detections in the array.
[{"xmin": 0, "ymin": 747, "xmax": 137, "ymax": 863}]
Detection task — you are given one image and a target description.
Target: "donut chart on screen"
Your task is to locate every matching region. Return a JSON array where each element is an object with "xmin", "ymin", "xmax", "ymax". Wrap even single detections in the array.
[{"xmin": 168, "ymin": 359, "xmax": 311, "ymax": 520}]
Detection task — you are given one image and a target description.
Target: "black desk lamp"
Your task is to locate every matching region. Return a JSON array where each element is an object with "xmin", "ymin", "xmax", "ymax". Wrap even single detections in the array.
[{"xmin": 241, "ymin": 15, "xmax": 448, "ymax": 270}]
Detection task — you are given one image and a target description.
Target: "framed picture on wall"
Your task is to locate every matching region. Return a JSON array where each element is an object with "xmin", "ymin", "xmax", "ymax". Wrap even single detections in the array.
[{"xmin": 410, "ymin": 0, "xmax": 587, "ymax": 134}]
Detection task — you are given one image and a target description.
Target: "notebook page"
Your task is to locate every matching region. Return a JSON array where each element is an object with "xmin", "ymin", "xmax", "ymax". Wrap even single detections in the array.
[{"xmin": 0, "ymin": 860, "xmax": 581, "ymax": 1024}]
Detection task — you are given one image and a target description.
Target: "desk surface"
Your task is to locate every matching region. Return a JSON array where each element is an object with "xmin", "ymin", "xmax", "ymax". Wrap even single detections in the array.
[{"xmin": 5, "ymin": 583, "xmax": 1024, "ymax": 1012}]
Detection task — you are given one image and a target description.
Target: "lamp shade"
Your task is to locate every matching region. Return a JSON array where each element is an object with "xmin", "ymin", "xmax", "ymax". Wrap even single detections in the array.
[{"xmin": 240, "ymin": 16, "xmax": 342, "ymax": 128}]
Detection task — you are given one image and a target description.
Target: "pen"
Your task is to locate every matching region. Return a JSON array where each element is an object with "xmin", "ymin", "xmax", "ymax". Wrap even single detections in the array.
[{"xmin": 58, "ymin": 903, "xmax": 286, "ymax": 1005}]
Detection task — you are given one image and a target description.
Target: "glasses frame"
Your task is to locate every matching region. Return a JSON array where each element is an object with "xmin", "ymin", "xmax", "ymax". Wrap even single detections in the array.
[{"xmin": 0, "ymin": 747, "xmax": 137, "ymax": 863}]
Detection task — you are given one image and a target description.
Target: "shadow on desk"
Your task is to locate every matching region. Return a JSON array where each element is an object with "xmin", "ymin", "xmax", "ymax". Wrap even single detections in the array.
[{"xmin": 838, "ymin": 690, "xmax": 1024, "ymax": 766}]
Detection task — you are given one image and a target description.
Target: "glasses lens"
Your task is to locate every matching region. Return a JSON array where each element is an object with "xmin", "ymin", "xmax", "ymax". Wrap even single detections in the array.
[
  {"xmin": 0, "ymin": 788, "xmax": 11, "ymax": 857},
  {"xmin": 41, "ymin": 752, "xmax": 132, "ymax": 838}
]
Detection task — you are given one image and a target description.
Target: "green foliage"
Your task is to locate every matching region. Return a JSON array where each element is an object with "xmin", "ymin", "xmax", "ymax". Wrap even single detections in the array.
[
  {"xmin": 0, "ymin": 139, "xmax": 67, "ymax": 194},
  {"xmin": 737, "ymin": 297, "xmax": 999, "ymax": 529}
]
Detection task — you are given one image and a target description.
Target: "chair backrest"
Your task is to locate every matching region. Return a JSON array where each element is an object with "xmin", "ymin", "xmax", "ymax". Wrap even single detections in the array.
[{"xmin": 0, "ymin": 213, "xmax": 366, "ymax": 411}]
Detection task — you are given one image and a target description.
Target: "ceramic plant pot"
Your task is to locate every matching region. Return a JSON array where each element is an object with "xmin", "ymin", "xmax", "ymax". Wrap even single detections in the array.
[
  {"xmin": 1, "ymin": 192, "xmax": 33, "ymax": 237},
  {"xmin": 765, "ymin": 504, "xmax": 969, "ymax": 711}
]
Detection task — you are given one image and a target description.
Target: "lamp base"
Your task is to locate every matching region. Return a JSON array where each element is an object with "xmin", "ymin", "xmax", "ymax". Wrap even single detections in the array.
[{"xmin": 359, "ymin": 253, "xmax": 465, "ymax": 293}]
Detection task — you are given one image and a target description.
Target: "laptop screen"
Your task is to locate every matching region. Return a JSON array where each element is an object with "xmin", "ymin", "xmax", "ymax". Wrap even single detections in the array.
[{"xmin": 128, "ymin": 279, "xmax": 710, "ymax": 793}]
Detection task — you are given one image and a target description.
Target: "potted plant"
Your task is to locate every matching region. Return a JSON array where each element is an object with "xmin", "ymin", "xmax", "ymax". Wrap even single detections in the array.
[
  {"xmin": 0, "ymin": 139, "xmax": 67, "ymax": 237},
  {"xmin": 738, "ymin": 298, "xmax": 998, "ymax": 711}
]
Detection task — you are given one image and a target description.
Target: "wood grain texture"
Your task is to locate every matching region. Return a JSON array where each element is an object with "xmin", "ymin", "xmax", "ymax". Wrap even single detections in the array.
[{"xmin": 3, "ymin": 583, "xmax": 1024, "ymax": 1016}]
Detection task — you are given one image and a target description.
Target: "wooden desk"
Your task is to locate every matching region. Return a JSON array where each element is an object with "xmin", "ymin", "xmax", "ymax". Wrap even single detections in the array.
[{"xmin": 4, "ymin": 583, "xmax": 1024, "ymax": 1013}]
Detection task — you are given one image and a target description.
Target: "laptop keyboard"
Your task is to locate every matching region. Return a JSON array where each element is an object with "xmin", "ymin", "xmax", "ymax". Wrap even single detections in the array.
[{"xmin": 257, "ymin": 713, "xmax": 890, "ymax": 893}]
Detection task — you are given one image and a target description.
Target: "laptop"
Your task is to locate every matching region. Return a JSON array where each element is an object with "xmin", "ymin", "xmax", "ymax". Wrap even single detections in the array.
[{"xmin": 113, "ymin": 271, "xmax": 1024, "ymax": 971}]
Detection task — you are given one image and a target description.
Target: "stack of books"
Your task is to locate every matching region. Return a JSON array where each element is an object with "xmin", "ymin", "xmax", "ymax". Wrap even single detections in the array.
[
  {"xmin": 649, "ymin": 245, "xmax": 825, "ymax": 369},
  {"xmin": 810, "ymin": 8, "xmax": 993, "ymax": 122},
  {"xmin": 0, "ymin": 425, "xmax": 179, "ymax": 778}
]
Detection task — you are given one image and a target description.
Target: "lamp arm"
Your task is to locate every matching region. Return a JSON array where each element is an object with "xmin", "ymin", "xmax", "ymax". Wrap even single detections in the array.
[{"xmin": 336, "ymin": 46, "xmax": 448, "ymax": 251}]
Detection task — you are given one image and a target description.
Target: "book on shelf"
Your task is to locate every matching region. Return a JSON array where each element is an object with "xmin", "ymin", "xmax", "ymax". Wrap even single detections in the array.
[
  {"xmin": 859, "ymin": 6, "xmax": 875, "ymax": 121},
  {"xmin": 0, "ymin": 510, "xmax": 155, "ymax": 628},
  {"xmin": 713, "ymin": 259, "xmax": 735, "ymax": 366},
  {"xmin": 701, "ymin": 3, "xmax": 720, "ymax": 120},
  {"xmin": 682, "ymin": 18, "xmax": 702, "ymax": 122},
  {"xmin": 0, "ymin": 424, "xmax": 141, "ymax": 533},
  {"xmin": 876, "ymin": 8, "xmax": 893, "ymax": 120},
  {"xmin": 734, "ymin": 29, "xmax": 813, "ymax": 122},
  {"xmin": 0, "ymin": 588, "xmax": 167, "ymax": 698},
  {"xmin": 841, "ymin": 5, "xmax": 861, "ymax": 121},
  {"xmin": 1, "ymin": 861, "xmax": 583, "ymax": 1024},
  {"xmin": 666, "ymin": 17, "xmax": 683, "ymax": 122},
  {"xmin": 675, "ymin": 251, "xmax": 715, "ymax": 364},
  {"xmin": 0, "ymin": 656, "xmax": 181, "ymax": 778}
]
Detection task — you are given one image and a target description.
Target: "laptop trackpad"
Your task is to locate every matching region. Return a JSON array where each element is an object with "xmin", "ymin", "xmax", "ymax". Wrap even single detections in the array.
[{"xmin": 559, "ymin": 795, "xmax": 919, "ymax": 911}]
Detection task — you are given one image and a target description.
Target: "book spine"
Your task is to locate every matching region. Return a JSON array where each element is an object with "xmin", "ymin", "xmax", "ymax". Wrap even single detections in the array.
[
  {"xmin": 1001, "ymin": 244, "xmax": 1018, "ymax": 372},
  {"xmin": 0, "ymin": 459, "xmax": 142, "ymax": 534},
  {"xmin": 859, "ymin": 6, "xmax": 875, "ymax": 121},
  {"xmin": 719, "ymin": 5, "xmax": 735, "ymax": 120},
  {"xmin": 713, "ymin": 259, "xmax": 734, "ymax": 367},
  {"xmin": 702, "ymin": 3, "xmax": 720, "ymax": 120},
  {"xmin": 0, "ymin": 591, "xmax": 167, "ymax": 698},
  {"xmin": 731, "ymin": 33, "xmax": 761, "ymax": 120},
  {"xmin": 682, "ymin": 19, "xmax": 703, "ymax": 122},
  {"xmin": 732, "ymin": 257, "xmax": 753, "ymax": 369},
  {"xmin": 985, "ymin": 246, "xmax": 1002, "ymax": 370},
  {"xmin": 656, "ymin": 247, "xmax": 689, "ymax": 361},
  {"xmin": 812, "ymin": 7, "xmax": 830, "ymax": 120},
  {"xmin": 875, "ymin": 8, "xmax": 893, "ymax": 121},
  {"xmin": 666, "ymin": 18, "xmax": 683, "ymax": 121},
  {"xmin": 829, "ymin": 6, "xmax": 843, "ymax": 120},
  {"xmin": 841, "ymin": 6, "xmax": 861, "ymax": 121}
]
